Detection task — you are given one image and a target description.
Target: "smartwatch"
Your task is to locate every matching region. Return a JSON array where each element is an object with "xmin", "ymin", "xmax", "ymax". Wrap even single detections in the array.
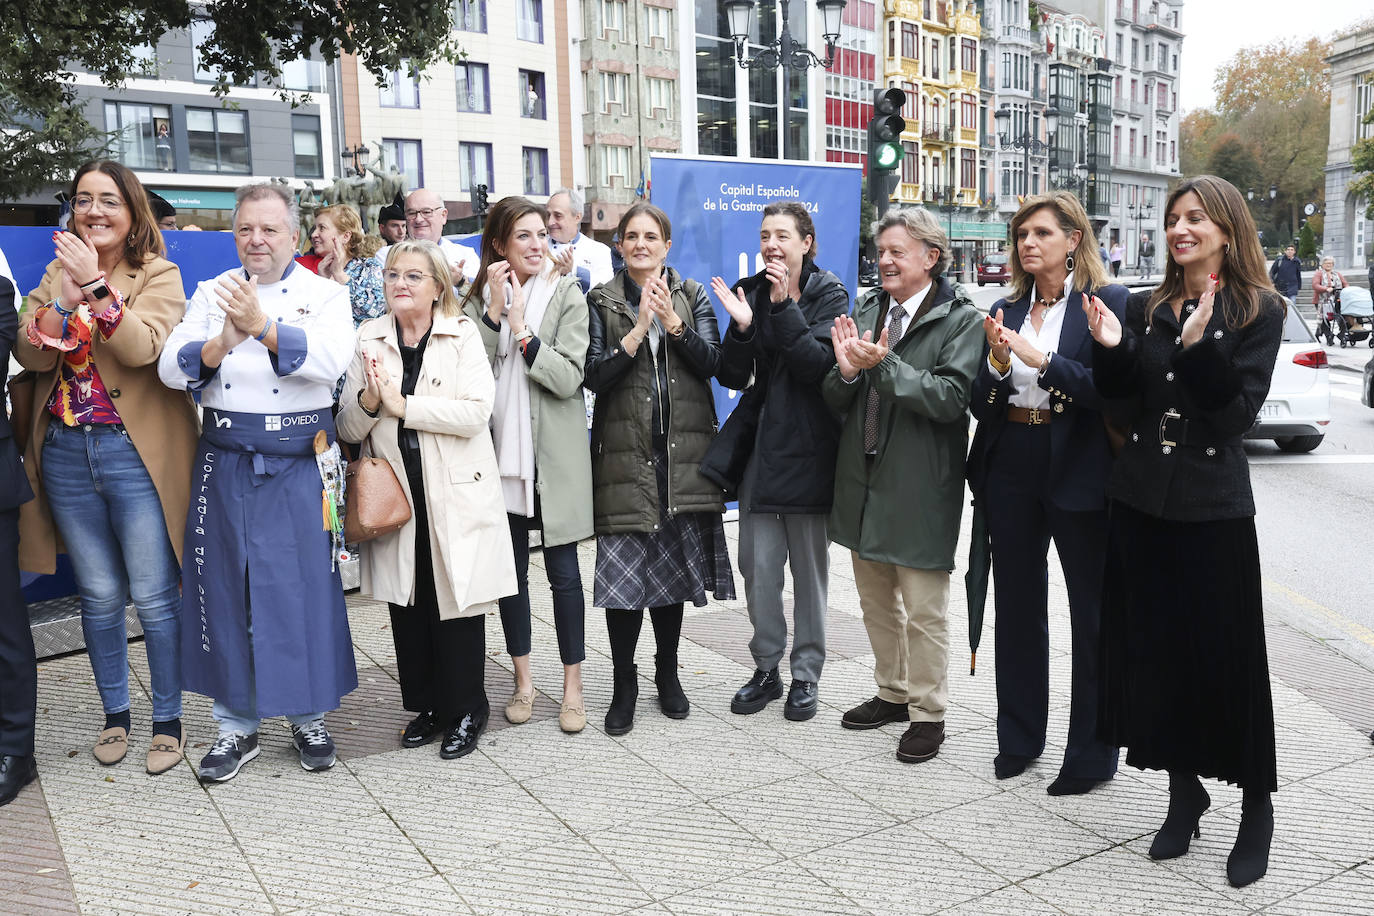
[{"xmin": 81, "ymin": 275, "xmax": 113, "ymax": 303}]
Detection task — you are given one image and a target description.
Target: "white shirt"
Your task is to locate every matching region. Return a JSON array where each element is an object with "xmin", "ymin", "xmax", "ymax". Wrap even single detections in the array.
[
  {"xmin": 159, "ymin": 263, "xmax": 355, "ymax": 413},
  {"xmin": 550, "ymin": 233, "xmax": 614, "ymax": 292},
  {"xmin": 888, "ymin": 282, "xmax": 932, "ymax": 341},
  {"xmin": 377, "ymin": 237, "xmax": 480, "ymax": 283},
  {"xmin": 997, "ymin": 275, "xmax": 1072, "ymax": 410}
]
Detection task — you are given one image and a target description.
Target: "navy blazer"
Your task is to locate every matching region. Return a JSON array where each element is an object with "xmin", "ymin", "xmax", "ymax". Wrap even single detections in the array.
[
  {"xmin": 966, "ymin": 283, "xmax": 1129, "ymax": 512},
  {"xmin": 0, "ymin": 272, "xmax": 35, "ymax": 512}
]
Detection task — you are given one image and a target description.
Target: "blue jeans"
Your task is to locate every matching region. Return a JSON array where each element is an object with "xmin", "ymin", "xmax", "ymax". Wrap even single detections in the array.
[
  {"xmin": 212, "ymin": 698, "xmax": 324, "ymax": 738},
  {"xmin": 42, "ymin": 422, "xmax": 182, "ymax": 721}
]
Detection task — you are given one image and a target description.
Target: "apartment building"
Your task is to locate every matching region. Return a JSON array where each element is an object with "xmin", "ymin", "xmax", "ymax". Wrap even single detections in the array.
[{"xmin": 1323, "ymin": 24, "xmax": 1374, "ymax": 272}]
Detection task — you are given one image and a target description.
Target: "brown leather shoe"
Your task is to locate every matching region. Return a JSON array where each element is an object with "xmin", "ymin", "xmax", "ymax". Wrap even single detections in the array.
[
  {"xmin": 896, "ymin": 721, "xmax": 945, "ymax": 763},
  {"xmin": 93, "ymin": 726, "xmax": 129, "ymax": 766},
  {"xmin": 145, "ymin": 728, "xmax": 185, "ymax": 776},
  {"xmin": 504, "ymin": 690, "xmax": 534, "ymax": 725}
]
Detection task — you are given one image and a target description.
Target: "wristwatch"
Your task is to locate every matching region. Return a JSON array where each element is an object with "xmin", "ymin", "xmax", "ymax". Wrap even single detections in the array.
[{"xmin": 81, "ymin": 274, "xmax": 113, "ymax": 303}]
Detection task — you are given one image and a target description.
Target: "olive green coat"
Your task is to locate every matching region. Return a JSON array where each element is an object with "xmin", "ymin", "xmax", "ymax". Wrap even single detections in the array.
[{"xmin": 821, "ymin": 278, "xmax": 983, "ymax": 571}]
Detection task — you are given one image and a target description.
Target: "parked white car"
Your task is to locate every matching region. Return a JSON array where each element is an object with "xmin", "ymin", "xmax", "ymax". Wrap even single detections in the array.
[{"xmin": 1245, "ymin": 307, "xmax": 1331, "ymax": 452}]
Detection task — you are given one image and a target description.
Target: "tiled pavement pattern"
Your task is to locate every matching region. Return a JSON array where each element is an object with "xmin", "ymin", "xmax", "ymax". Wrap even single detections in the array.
[{"xmin": 3, "ymin": 514, "xmax": 1373, "ymax": 916}]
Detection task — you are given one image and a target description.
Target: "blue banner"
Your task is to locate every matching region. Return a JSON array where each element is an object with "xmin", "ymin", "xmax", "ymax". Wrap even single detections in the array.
[{"xmin": 649, "ymin": 155, "xmax": 861, "ymax": 421}]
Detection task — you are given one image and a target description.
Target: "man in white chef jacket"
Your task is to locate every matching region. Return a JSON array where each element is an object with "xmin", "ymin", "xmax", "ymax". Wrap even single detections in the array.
[{"xmin": 545, "ymin": 188, "xmax": 613, "ymax": 294}]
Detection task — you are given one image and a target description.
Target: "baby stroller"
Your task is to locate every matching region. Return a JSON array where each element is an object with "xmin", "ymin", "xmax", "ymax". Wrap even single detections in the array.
[{"xmin": 1322, "ymin": 285, "xmax": 1374, "ymax": 348}]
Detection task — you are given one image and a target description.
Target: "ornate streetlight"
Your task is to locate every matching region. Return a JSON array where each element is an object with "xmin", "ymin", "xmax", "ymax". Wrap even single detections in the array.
[
  {"xmin": 341, "ymin": 143, "xmax": 370, "ymax": 177},
  {"xmin": 994, "ymin": 103, "xmax": 1055, "ymax": 199},
  {"xmin": 1126, "ymin": 202, "xmax": 1155, "ymax": 273},
  {"xmin": 725, "ymin": 0, "xmax": 847, "ymax": 161}
]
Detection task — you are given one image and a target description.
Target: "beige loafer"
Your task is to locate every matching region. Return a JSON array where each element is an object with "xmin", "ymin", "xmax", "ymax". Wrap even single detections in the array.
[
  {"xmin": 145, "ymin": 729, "xmax": 185, "ymax": 776},
  {"xmin": 93, "ymin": 726, "xmax": 129, "ymax": 766},
  {"xmin": 504, "ymin": 690, "xmax": 534, "ymax": 725},
  {"xmin": 558, "ymin": 700, "xmax": 586, "ymax": 734}
]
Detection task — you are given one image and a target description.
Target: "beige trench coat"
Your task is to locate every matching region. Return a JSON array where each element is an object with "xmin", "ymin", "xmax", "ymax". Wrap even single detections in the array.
[
  {"xmin": 14, "ymin": 256, "xmax": 199, "ymax": 574},
  {"xmin": 336, "ymin": 312, "xmax": 517, "ymax": 618}
]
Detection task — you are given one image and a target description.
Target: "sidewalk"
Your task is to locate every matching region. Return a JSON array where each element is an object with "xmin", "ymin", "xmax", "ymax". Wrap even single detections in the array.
[{"xmin": 3, "ymin": 514, "xmax": 1373, "ymax": 915}]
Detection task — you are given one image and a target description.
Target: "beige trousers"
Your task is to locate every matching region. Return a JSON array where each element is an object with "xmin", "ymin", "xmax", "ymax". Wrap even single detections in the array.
[{"xmin": 851, "ymin": 553, "xmax": 950, "ymax": 722}]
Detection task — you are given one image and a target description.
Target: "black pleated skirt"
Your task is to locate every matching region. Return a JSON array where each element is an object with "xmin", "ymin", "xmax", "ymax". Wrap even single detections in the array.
[{"xmin": 1097, "ymin": 501, "xmax": 1278, "ymax": 791}]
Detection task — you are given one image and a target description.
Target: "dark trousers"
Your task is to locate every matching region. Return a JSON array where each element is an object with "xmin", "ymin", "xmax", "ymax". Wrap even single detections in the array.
[
  {"xmin": 499, "ymin": 512, "xmax": 586, "ymax": 665},
  {"xmin": 986, "ymin": 424, "xmax": 1118, "ymax": 780},
  {"xmin": 605, "ymin": 604, "xmax": 683, "ymax": 670},
  {"xmin": 0, "ymin": 508, "xmax": 35, "ymax": 756},
  {"xmin": 388, "ymin": 485, "xmax": 486, "ymax": 726}
]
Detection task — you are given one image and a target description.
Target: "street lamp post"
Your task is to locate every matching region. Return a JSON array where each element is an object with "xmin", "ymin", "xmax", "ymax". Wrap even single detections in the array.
[
  {"xmin": 725, "ymin": 0, "xmax": 847, "ymax": 161},
  {"xmin": 1126, "ymin": 202, "xmax": 1154, "ymax": 273},
  {"xmin": 1247, "ymin": 184, "xmax": 1278, "ymax": 246},
  {"xmin": 341, "ymin": 143, "xmax": 370, "ymax": 177},
  {"xmin": 994, "ymin": 103, "xmax": 1055, "ymax": 200}
]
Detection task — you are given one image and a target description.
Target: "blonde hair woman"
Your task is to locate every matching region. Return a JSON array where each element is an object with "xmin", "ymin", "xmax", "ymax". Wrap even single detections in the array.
[
  {"xmin": 337, "ymin": 240, "xmax": 517, "ymax": 759},
  {"xmin": 311, "ymin": 204, "xmax": 386, "ymax": 327}
]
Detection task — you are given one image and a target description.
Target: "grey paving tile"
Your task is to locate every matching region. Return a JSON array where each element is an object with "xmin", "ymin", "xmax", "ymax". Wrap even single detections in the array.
[
  {"xmin": 664, "ymin": 861, "xmax": 873, "ymax": 916},
  {"xmin": 802, "ymin": 821, "xmax": 1006, "ymax": 914},
  {"xmin": 1011, "ymin": 769, "xmax": 1168, "ymax": 846},
  {"xmin": 1021, "ymin": 846, "xmax": 1252, "ymax": 915},
  {"xmin": 626, "ymin": 731, "xmax": 809, "ymax": 801},
  {"xmin": 934, "ymin": 885, "xmax": 1067, "ymax": 915},
  {"xmin": 479, "ymin": 712, "xmax": 632, "ymax": 782},
  {"xmin": 819, "ymin": 751, "xmax": 1001, "ymax": 822},
  {"xmin": 1263, "ymin": 866, "xmax": 1374, "ymax": 916},
  {"xmin": 586, "ymin": 803, "xmax": 783, "ymax": 899},
  {"xmin": 915, "ymin": 791, "xmax": 1111, "ymax": 883},
  {"xmin": 454, "ymin": 836, "xmax": 654, "ymax": 914},
  {"xmin": 518, "ymin": 754, "xmax": 699, "ymax": 836},
  {"xmin": 1296, "ymin": 756, "xmax": 1374, "ymax": 814},
  {"xmin": 287, "ymin": 873, "xmax": 474, "ymax": 914},
  {"xmin": 707, "ymin": 772, "xmax": 899, "ymax": 857}
]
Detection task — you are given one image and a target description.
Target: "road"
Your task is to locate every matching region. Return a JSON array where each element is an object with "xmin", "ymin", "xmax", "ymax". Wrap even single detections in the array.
[{"xmin": 961, "ymin": 281, "xmax": 1374, "ymax": 676}]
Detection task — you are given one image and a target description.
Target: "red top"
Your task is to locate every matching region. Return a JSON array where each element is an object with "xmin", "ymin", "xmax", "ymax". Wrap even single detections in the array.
[{"xmin": 295, "ymin": 253, "xmax": 324, "ymax": 274}]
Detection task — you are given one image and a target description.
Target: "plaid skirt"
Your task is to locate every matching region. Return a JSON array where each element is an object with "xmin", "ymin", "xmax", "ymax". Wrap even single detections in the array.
[{"xmin": 594, "ymin": 509, "xmax": 737, "ymax": 611}]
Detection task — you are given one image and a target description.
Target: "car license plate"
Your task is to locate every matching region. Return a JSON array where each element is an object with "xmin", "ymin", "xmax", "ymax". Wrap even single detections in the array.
[{"xmin": 1258, "ymin": 402, "xmax": 1284, "ymax": 419}]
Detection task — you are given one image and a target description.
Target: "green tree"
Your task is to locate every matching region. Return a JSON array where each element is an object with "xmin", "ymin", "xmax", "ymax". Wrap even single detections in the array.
[
  {"xmin": 1297, "ymin": 222, "xmax": 1317, "ymax": 259},
  {"xmin": 1351, "ymin": 104, "xmax": 1374, "ymax": 221},
  {"xmin": 1206, "ymin": 133, "xmax": 1260, "ymax": 192},
  {"xmin": 0, "ymin": 0, "xmax": 464, "ymax": 198}
]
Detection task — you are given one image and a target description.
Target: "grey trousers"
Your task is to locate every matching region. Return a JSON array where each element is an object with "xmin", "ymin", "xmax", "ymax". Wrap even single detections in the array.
[{"xmin": 737, "ymin": 466, "xmax": 829, "ymax": 683}]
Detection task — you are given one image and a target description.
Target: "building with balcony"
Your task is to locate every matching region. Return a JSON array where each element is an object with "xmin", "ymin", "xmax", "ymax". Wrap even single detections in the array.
[
  {"xmin": 343, "ymin": 0, "xmax": 570, "ymax": 228},
  {"xmin": 976, "ymin": 0, "xmax": 1052, "ymax": 225},
  {"xmin": 575, "ymin": 0, "xmax": 683, "ymax": 239},
  {"xmin": 1, "ymin": 24, "xmax": 336, "ymax": 229},
  {"xmin": 1323, "ymin": 24, "xmax": 1374, "ymax": 273},
  {"xmin": 824, "ymin": 0, "xmax": 879, "ymax": 168}
]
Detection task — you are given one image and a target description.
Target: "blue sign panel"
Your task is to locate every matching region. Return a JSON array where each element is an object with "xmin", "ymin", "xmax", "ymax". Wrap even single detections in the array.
[{"xmin": 649, "ymin": 155, "xmax": 861, "ymax": 421}]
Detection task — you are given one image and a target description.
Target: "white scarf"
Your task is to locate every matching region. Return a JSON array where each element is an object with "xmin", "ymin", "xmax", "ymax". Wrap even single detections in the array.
[{"xmin": 489, "ymin": 263, "xmax": 559, "ymax": 517}]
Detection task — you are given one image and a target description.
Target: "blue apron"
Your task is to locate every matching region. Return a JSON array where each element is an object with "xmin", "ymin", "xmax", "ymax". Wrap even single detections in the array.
[{"xmin": 181, "ymin": 408, "xmax": 357, "ymax": 717}]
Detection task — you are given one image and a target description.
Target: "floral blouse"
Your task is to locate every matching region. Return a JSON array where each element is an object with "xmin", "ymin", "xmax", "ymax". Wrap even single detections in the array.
[
  {"xmin": 344, "ymin": 256, "xmax": 386, "ymax": 327},
  {"xmin": 27, "ymin": 289, "xmax": 127, "ymax": 426}
]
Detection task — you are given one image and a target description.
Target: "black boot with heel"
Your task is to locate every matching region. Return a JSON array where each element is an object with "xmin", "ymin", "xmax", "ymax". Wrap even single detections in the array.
[
  {"xmin": 1227, "ymin": 790, "xmax": 1274, "ymax": 888},
  {"xmin": 1149, "ymin": 771, "xmax": 1211, "ymax": 860}
]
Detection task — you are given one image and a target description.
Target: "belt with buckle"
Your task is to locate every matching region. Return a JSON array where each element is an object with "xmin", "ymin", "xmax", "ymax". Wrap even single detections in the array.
[
  {"xmin": 1156, "ymin": 409, "xmax": 1219, "ymax": 448},
  {"xmin": 1006, "ymin": 406, "xmax": 1052, "ymax": 426}
]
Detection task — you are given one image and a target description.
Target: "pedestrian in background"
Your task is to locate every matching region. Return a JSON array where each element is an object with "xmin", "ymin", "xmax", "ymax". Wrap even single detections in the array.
[
  {"xmin": 584, "ymin": 202, "xmax": 735, "ymax": 736},
  {"xmin": 823, "ymin": 207, "xmax": 981, "ymax": 763},
  {"xmin": 1109, "ymin": 240, "xmax": 1124, "ymax": 277},
  {"xmin": 1268, "ymin": 243, "xmax": 1301, "ymax": 302},
  {"xmin": 1086, "ymin": 174, "xmax": 1283, "ymax": 888},
  {"xmin": 1138, "ymin": 234, "xmax": 1156, "ymax": 278},
  {"xmin": 159, "ymin": 182, "xmax": 357, "ymax": 782},
  {"xmin": 337, "ymin": 240, "xmax": 516, "ymax": 760},
  {"xmin": 704, "ymin": 201, "xmax": 849, "ymax": 723},
  {"xmin": 463, "ymin": 196, "xmax": 593, "ymax": 734},
  {"xmin": 310, "ymin": 204, "xmax": 386, "ymax": 327},
  {"xmin": 16, "ymin": 160, "xmax": 198, "ymax": 776},
  {"xmin": 966, "ymin": 191, "xmax": 1126, "ymax": 794}
]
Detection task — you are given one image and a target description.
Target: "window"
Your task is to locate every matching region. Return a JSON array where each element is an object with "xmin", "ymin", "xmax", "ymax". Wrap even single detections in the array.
[
  {"xmin": 379, "ymin": 61, "xmax": 420, "ymax": 108},
  {"xmin": 1130, "ymin": 38, "xmax": 1138, "ymax": 68},
  {"xmin": 602, "ymin": 144, "xmax": 631, "ymax": 186},
  {"xmin": 186, "ymin": 107, "xmax": 250, "ymax": 173},
  {"xmin": 602, "ymin": 0, "xmax": 626, "ymax": 34},
  {"xmin": 190, "ymin": 20, "xmax": 256, "ymax": 86},
  {"xmin": 519, "ymin": 70, "xmax": 546, "ymax": 118},
  {"xmin": 383, "ymin": 139, "xmax": 425, "ymax": 190},
  {"xmin": 1156, "ymin": 82, "xmax": 1168, "ymax": 108},
  {"xmin": 1115, "ymin": 33, "xmax": 1123, "ymax": 63},
  {"xmin": 456, "ymin": 62, "xmax": 490, "ymax": 112},
  {"xmin": 292, "ymin": 114, "xmax": 322, "ymax": 178},
  {"xmin": 523, "ymin": 147, "xmax": 549, "ymax": 195},
  {"xmin": 645, "ymin": 77, "xmax": 675, "ymax": 117},
  {"xmin": 1001, "ymin": 51, "xmax": 1011, "ymax": 89},
  {"xmin": 961, "ymin": 94, "xmax": 977, "ymax": 129},
  {"xmin": 901, "ymin": 142, "xmax": 918, "ymax": 186},
  {"xmin": 517, "ymin": 0, "xmax": 544, "ymax": 43},
  {"xmin": 458, "ymin": 141, "xmax": 491, "ymax": 192},
  {"xmin": 960, "ymin": 149, "xmax": 975, "ymax": 190},
  {"xmin": 1356, "ymin": 74, "xmax": 1374, "ymax": 142},
  {"xmin": 901, "ymin": 22, "xmax": 918, "ymax": 60},
  {"xmin": 452, "ymin": 0, "xmax": 487, "ymax": 32},
  {"xmin": 601, "ymin": 70, "xmax": 629, "ymax": 112},
  {"xmin": 646, "ymin": 6, "xmax": 672, "ymax": 48},
  {"xmin": 130, "ymin": 42, "xmax": 159, "ymax": 77},
  {"xmin": 281, "ymin": 58, "xmax": 325, "ymax": 93},
  {"xmin": 961, "ymin": 38, "xmax": 976, "ymax": 74},
  {"xmin": 929, "ymin": 38, "xmax": 940, "ymax": 79},
  {"xmin": 104, "ymin": 102, "xmax": 171, "ymax": 171}
]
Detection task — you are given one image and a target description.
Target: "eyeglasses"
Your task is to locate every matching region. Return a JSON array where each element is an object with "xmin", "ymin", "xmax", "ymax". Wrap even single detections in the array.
[
  {"xmin": 71, "ymin": 194, "xmax": 125, "ymax": 213},
  {"xmin": 382, "ymin": 270, "xmax": 435, "ymax": 286},
  {"xmin": 404, "ymin": 207, "xmax": 442, "ymax": 220}
]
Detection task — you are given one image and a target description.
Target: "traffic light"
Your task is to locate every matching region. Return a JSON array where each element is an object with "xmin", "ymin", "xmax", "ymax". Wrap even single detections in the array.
[
  {"xmin": 470, "ymin": 183, "xmax": 489, "ymax": 216},
  {"xmin": 867, "ymin": 88, "xmax": 906, "ymax": 209}
]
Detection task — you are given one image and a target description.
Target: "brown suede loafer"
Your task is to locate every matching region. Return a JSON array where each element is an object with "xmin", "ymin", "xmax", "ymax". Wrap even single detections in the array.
[
  {"xmin": 93, "ymin": 726, "xmax": 129, "ymax": 766},
  {"xmin": 145, "ymin": 729, "xmax": 185, "ymax": 776},
  {"xmin": 895, "ymin": 720, "xmax": 945, "ymax": 763}
]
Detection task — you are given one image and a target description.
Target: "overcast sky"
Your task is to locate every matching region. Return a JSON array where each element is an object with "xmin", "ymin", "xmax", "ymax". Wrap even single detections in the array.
[{"xmin": 1178, "ymin": 0, "xmax": 1371, "ymax": 113}]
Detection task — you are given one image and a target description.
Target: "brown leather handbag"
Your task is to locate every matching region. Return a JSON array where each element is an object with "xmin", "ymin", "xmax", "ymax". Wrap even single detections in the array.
[
  {"xmin": 7, "ymin": 370, "xmax": 36, "ymax": 454},
  {"xmin": 343, "ymin": 456, "xmax": 411, "ymax": 543}
]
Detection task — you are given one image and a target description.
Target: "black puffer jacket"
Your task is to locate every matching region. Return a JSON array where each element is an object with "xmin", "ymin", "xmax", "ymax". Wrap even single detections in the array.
[
  {"xmin": 702, "ymin": 258, "xmax": 850, "ymax": 513},
  {"xmin": 585, "ymin": 268, "xmax": 725, "ymax": 534}
]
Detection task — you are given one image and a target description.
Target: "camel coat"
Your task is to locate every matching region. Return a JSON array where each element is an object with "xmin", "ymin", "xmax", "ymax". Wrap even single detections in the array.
[
  {"xmin": 336, "ymin": 312, "xmax": 517, "ymax": 618},
  {"xmin": 14, "ymin": 256, "xmax": 198, "ymax": 574}
]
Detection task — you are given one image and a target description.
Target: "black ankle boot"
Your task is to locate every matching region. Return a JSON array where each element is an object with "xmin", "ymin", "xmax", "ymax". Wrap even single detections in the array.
[
  {"xmin": 1227, "ymin": 790, "xmax": 1274, "ymax": 888},
  {"xmin": 654, "ymin": 653, "xmax": 689, "ymax": 719},
  {"xmin": 604, "ymin": 665, "xmax": 639, "ymax": 736},
  {"xmin": 1150, "ymin": 771, "xmax": 1210, "ymax": 860}
]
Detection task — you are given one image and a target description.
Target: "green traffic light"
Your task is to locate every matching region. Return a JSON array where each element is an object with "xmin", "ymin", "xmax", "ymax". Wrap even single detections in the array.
[{"xmin": 875, "ymin": 143, "xmax": 902, "ymax": 169}]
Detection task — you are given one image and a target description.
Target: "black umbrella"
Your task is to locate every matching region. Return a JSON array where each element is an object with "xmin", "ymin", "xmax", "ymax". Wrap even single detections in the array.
[{"xmin": 964, "ymin": 495, "xmax": 991, "ymax": 676}]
